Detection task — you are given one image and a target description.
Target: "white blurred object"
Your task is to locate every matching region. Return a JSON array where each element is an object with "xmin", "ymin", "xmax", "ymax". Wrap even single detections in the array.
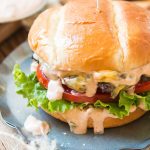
[
  {"xmin": 48, "ymin": 0, "xmax": 59, "ymax": 5},
  {"xmin": 24, "ymin": 115, "xmax": 50, "ymax": 136},
  {"xmin": 0, "ymin": 0, "xmax": 47, "ymax": 23}
]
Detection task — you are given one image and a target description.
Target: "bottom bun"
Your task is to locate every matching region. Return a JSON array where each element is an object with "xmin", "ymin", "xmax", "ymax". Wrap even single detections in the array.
[{"xmin": 43, "ymin": 108, "xmax": 145, "ymax": 134}]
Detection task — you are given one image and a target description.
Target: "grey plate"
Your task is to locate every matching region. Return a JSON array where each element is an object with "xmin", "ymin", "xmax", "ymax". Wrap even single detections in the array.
[{"xmin": 0, "ymin": 42, "xmax": 150, "ymax": 150}]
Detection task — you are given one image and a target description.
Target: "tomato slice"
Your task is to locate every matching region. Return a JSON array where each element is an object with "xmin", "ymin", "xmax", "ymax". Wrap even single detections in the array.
[
  {"xmin": 63, "ymin": 86, "xmax": 114, "ymax": 103},
  {"xmin": 36, "ymin": 65, "xmax": 49, "ymax": 88},
  {"xmin": 135, "ymin": 81, "xmax": 150, "ymax": 93}
]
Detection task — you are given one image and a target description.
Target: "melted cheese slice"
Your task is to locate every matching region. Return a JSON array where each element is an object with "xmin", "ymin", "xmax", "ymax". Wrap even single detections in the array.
[{"xmin": 93, "ymin": 63, "xmax": 150, "ymax": 87}]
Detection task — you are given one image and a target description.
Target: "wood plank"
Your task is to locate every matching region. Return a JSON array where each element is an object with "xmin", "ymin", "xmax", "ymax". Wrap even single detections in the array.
[
  {"xmin": 0, "ymin": 22, "xmax": 21, "ymax": 44},
  {"xmin": 0, "ymin": 51, "xmax": 5, "ymax": 63},
  {"xmin": 0, "ymin": 27, "xmax": 28, "ymax": 62},
  {"xmin": 0, "ymin": 118, "xmax": 28, "ymax": 150}
]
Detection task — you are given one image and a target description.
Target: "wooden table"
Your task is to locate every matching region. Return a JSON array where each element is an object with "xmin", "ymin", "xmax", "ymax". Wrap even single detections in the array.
[
  {"xmin": 0, "ymin": 27, "xmax": 28, "ymax": 63},
  {"xmin": 0, "ymin": 118, "xmax": 29, "ymax": 150}
]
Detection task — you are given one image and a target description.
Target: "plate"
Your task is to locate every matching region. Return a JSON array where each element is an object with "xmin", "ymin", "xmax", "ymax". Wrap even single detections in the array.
[
  {"xmin": 0, "ymin": 42, "xmax": 150, "ymax": 150},
  {"xmin": 0, "ymin": 0, "xmax": 47, "ymax": 23}
]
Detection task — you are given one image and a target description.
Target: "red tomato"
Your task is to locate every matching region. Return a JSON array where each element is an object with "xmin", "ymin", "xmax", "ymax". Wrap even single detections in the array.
[
  {"xmin": 36, "ymin": 65, "xmax": 49, "ymax": 88},
  {"xmin": 63, "ymin": 91, "xmax": 113, "ymax": 103},
  {"xmin": 135, "ymin": 81, "xmax": 150, "ymax": 93},
  {"xmin": 62, "ymin": 86, "xmax": 115, "ymax": 103}
]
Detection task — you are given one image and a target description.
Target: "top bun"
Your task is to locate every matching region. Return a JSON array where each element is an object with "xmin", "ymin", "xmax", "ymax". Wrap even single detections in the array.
[{"xmin": 28, "ymin": 0, "xmax": 150, "ymax": 73}]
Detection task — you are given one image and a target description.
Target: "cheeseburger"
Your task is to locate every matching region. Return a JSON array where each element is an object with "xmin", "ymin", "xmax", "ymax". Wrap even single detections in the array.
[{"xmin": 13, "ymin": 0, "xmax": 150, "ymax": 134}]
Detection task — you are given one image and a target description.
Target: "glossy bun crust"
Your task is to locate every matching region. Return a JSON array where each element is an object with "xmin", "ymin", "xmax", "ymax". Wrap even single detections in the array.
[
  {"xmin": 42, "ymin": 107, "xmax": 145, "ymax": 130},
  {"xmin": 28, "ymin": 0, "xmax": 150, "ymax": 73}
]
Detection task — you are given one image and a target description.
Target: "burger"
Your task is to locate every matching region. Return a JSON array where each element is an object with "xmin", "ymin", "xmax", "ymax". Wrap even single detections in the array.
[{"xmin": 13, "ymin": 0, "xmax": 150, "ymax": 134}]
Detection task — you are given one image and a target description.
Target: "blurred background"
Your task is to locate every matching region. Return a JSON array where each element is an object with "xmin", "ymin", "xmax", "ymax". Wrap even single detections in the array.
[{"xmin": 0, "ymin": 0, "xmax": 150, "ymax": 63}]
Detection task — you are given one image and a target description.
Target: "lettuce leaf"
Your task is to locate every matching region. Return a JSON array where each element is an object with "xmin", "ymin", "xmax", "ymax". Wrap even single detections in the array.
[
  {"xmin": 94, "ymin": 92, "xmax": 138, "ymax": 118},
  {"xmin": 135, "ymin": 93, "xmax": 150, "ymax": 110},
  {"xmin": 94, "ymin": 101, "xmax": 127, "ymax": 119},
  {"xmin": 13, "ymin": 64, "xmax": 150, "ymax": 119},
  {"xmin": 13, "ymin": 64, "xmax": 77, "ymax": 112},
  {"xmin": 13, "ymin": 64, "xmax": 47, "ymax": 109}
]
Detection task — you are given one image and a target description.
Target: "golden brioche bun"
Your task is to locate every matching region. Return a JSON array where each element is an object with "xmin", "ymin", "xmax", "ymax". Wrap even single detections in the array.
[
  {"xmin": 28, "ymin": 0, "xmax": 150, "ymax": 73},
  {"xmin": 42, "ymin": 107, "xmax": 145, "ymax": 129}
]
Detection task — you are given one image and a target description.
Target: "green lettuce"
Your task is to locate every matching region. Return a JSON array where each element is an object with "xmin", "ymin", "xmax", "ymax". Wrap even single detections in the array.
[
  {"xmin": 13, "ymin": 64, "xmax": 150, "ymax": 119},
  {"xmin": 94, "ymin": 92, "xmax": 138, "ymax": 118}
]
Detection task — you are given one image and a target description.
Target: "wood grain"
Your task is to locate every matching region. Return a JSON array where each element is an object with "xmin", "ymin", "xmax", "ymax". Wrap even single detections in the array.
[
  {"xmin": 0, "ymin": 120, "xmax": 28, "ymax": 150},
  {"xmin": 0, "ymin": 22, "xmax": 21, "ymax": 44},
  {"xmin": 0, "ymin": 27, "xmax": 28, "ymax": 63}
]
